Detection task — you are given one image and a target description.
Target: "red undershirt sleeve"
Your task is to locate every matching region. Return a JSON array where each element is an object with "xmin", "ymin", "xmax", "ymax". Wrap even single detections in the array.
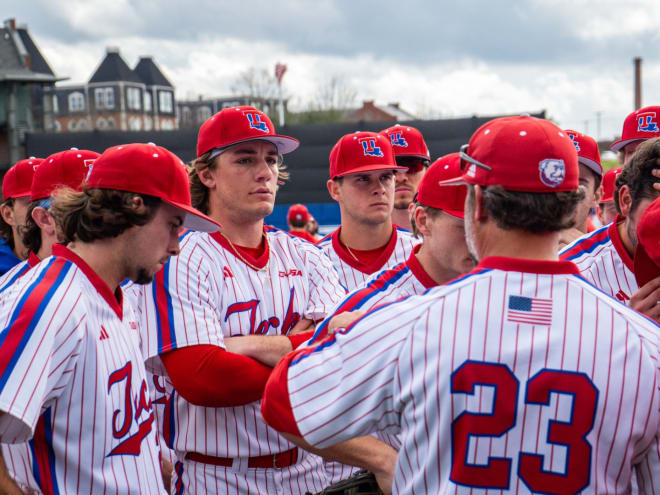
[
  {"xmin": 161, "ymin": 345, "xmax": 273, "ymax": 407},
  {"xmin": 261, "ymin": 349, "xmax": 305, "ymax": 438},
  {"xmin": 286, "ymin": 330, "xmax": 315, "ymax": 350}
]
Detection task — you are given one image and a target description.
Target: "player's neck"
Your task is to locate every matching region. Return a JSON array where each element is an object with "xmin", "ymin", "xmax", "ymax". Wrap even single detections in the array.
[
  {"xmin": 218, "ymin": 219, "xmax": 265, "ymax": 248},
  {"xmin": 617, "ymin": 219, "xmax": 635, "ymax": 258},
  {"xmin": 339, "ymin": 218, "xmax": 393, "ymax": 251},
  {"xmin": 477, "ymin": 226, "xmax": 560, "ymax": 262},
  {"xmin": 415, "ymin": 244, "xmax": 458, "ymax": 285},
  {"xmin": 67, "ymin": 240, "xmax": 124, "ymax": 291},
  {"xmin": 391, "ymin": 208, "xmax": 412, "ymax": 231}
]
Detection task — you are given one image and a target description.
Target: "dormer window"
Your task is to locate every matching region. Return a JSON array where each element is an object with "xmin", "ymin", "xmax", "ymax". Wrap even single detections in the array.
[
  {"xmin": 144, "ymin": 91, "xmax": 152, "ymax": 112},
  {"xmin": 127, "ymin": 87, "xmax": 142, "ymax": 111},
  {"xmin": 68, "ymin": 92, "xmax": 85, "ymax": 112},
  {"xmin": 159, "ymin": 91, "xmax": 173, "ymax": 113},
  {"xmin": 95, "ymin": 87, "xmax": 115, "ymax": 109}
]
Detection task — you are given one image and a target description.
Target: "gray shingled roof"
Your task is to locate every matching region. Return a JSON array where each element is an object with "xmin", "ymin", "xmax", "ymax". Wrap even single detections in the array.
[
  {"xmin": 89, "ymin": 50, "xmax": 142, "ymax": 84},
  {"xmin": 17, "ymin": 28, "xmax": 54, "ymax": 76},
  {"xmin": 0, "ymin": 27, "xmax": 57, "ymax": 82},
  {"xmin": 134, "ymin": 56, "xmax": 172, "ymax": 87}
]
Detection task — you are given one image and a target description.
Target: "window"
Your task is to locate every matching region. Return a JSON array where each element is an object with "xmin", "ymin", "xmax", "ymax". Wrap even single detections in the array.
[
  {"xmin": 128, "ymin": 117, "xmax": 142, "ymax": 131},
  {"xmin": 52, "ymin": 94, "xmax": 59, "ymax": 114},
  {"xmin": 68, "ymin": 92, "xmax": 85, "ymax": 112},
  {"xmin": 181, "ymin": 106, "xmax": 192, "ymax": 126},
  {"xmin": 143, "ymin": 116, "xmax": 152, "ymax": 131},
  {"xmin": 77, "ymin": 119, "xmax": 89, "ymax": 131},
  {"xmin": 159, "ymin": 91, "xmax": 173, "ymax": 113},
  {"xmin": 96, "ymin": 117, "xmax": 107, "ymax": 130},
  {"xmin": 144, "ymin": 91, "xmax": 152, "ymax": 112},
  {"xmin": 196, "ymin": 106, "xmax": 212, "ymax": 123},
  {"xmin": 95, "ymin": 87, "xmax": 115, "ymax": 109},
  {"xmin": 127, "ymin": 87, "xmax": 141, "ymax": 110}
]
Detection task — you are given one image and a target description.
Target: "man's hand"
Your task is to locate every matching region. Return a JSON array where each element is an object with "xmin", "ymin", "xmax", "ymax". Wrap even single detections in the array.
[
  {"xmin": 558, "ymin": 228, "xmax": 584, "ymax": 251},
  {"xmin": 630, "ymin": 276, "xmax": 660, "ymax": 323},
  {"xmin": 328, "ymin": 310, "xmax": 364, "ymax": 332},
  {"xmin": 223, "ymin": 335, "xmax": 292, "ymax": 367},
  {"xmin": 288, "ymin": 318, "xmax": 315, "ymax": 335},
  {"xmin": 652, "ymin": 167, "xmax": 660, "ymax": 190}
]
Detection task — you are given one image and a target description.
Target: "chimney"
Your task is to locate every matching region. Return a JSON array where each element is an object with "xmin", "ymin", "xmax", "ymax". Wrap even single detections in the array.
[
  {"xmin": 634, "ymin": 57, "xmax": 642, "ymax": 110},
  {"xmin": 106, "ymin": 46, "xmax": 120, "ymax": 54},
  {"xmin": 389, "ymin": 102, "xmax": 400, "ymax": 109},
  {"xmin": 4, "ymin": 18, "xmax": 16, "ymax": 30}
]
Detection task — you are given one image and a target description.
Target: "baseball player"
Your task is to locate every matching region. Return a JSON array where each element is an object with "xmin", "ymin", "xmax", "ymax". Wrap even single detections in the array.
[
  {"xmin": 318, "ymin": 131, "xmax": 419, "ymax": 291},
  {"xmin": 560, "ymin": 138, "xmax": 660, "ymax": 322},
  {"xmin": 0, "ymin": 149, "xmax": 99, "ymax": 295},
  {"xmin": 379, "ymin": 125, "xmax": 431, "ymax": 231},
  {"xmin": 262, "ymin": 115, "xmax": 660, "ymax": 494},
  {"xmin": 611, "ymin": 105, "xmax": 660, "ymax": 165},
  {"xmin": 0, "ymin": 157, "xmax": 41, "ymax": 274},
  {"xmin": 633, "ymin": 196, "xmax": 660, "ymax": 287},
  {"xmin": 136, "ymin": 106, "xmax": 346, "ymax": 494},
  {"xmin": 558, "ymin": 130, "xmax": 602, "ymax": 249},
  {"xmin": 596, "ymin": 167, "xmax": 622, "ymax": 226},
  {"xmin": 0, "ymin": 142, "xmax": 219, "ymax": 493},
  {"xmin": 287, "ymin": 203, "xmax": 317, "ymax": 243}
]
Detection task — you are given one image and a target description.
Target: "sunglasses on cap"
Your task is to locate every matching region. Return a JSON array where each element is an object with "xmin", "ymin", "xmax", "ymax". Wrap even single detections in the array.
[
  {"xmin": 459, "ymin": 144, "xmax": 492, "ymax": 172},
  {"xmin": 395, "ymin": 156, "xmax": 431, "ymax": 173}
]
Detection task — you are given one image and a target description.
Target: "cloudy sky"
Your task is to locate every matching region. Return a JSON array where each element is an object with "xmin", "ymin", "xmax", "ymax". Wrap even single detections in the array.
[{"xmin": 8, "ymin": 0, "xmax": 660, "ymax": 141}]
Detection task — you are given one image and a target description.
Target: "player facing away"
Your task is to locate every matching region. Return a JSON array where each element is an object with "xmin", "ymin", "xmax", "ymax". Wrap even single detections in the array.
[
  {"xmin": 0, "ymin": 157, "xmax": 41, "ymax": 274},
  {"xmin": 262, "ymin": 115, "xmax": 660, "ymax": 494},
  {"xmin": 379, "ymin": 124, "xmax": 431, "ymax": 231},
  {"xmin": 596, "ymin": 167, "xmax": 622, "ymax": 226},
  {"xmin": 136, "ymin": 106, "xmax": 347, "ymax": 494},
  {"xmin": 318, "ymin": 131, "xmax": 420, "ymax": 291},
  {"xmin": 0, "ymin": 142, "xmax": 219, "ymax": 494},
  {"xmin": 287, "ymin": 203, "xmax": 317, "ymax": 243},
  {"xmin": 558, "ymin": 130, "xmax": 603, "ymax": 249},
  {"xmin": 560, "ymin": 137, "xmax": 660, "ymax": 323}
]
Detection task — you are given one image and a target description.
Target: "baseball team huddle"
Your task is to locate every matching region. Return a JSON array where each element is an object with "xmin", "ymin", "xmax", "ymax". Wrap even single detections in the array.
[{"xmin": 0, "ymin": 103, "xmax": 657, "ymax": 494}]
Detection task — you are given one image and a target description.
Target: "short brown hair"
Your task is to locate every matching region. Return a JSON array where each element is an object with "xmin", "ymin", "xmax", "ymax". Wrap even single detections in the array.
[
  {"xmin": 410, "ymin": 202, "xmax": 443, "ymax": 238},
  {"xmin": 19, "ymin": 201, "xmax": 44, "ymax": 254},
  {"xmin": 190, "ymin": 150, "xmax": 289, "ymax": 215},
  {"xmin": 50, "ymin": 187, "xmax": 161, "ymax": 244},
  {"xmin": 470, "ymin": 185, "xmax": 584, "ymax": 233},
  {"xmin": 614, "ymin": 137, "xmax": 660, "ymax": 215}
]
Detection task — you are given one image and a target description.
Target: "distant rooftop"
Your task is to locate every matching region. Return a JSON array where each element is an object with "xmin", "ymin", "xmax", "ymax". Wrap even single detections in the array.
[
  {"xmin": 89, "ymin": 47, "xmax": 142, "ymax": 84},
  {"xmin": 134, "ymin": 56, "xmax": 172, "ymax": 87}
]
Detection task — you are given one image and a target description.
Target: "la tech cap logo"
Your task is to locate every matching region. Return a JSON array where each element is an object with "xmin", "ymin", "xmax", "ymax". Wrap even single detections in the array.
[
  {"xmin": 31, "ymin": 149, "xmax": 99, "ymax": 201},
  {"xmin": 610, "ymin": 105, "xmax": 660, "ymax": 151},
  {"xmin": 196, "ymin": 106, "xmax": 299, "ymax": 158},
  {"xmin": 417, "ymin": 152, "xmax": 466, "ymax": 218},
  {"xmin": 440, "ymin": 116, "xmax": 579, "ymax": 193},
  {"xmin": 329, "ymin": 131, "xmax": 406, "ymax": 178},
  {"xmin": 87, "ymin": 143, "xmax": 220, "ymax": 233},
  {"xmin": 379, "ymin": 125, "xmax": 430, "ymax": 160},
  {"xmin": 565, "ymin": 129, "xmax": 602, "ymax": 177},
  {"xmin": 2, "ymin": 157, "xmax": 42, "ymax": 199}
]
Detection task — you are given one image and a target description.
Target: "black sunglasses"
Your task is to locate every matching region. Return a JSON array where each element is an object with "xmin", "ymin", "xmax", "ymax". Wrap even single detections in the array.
[
  {"xmin": 395, "ymin": 156, "xmax": 431, "ymax": 173},
  {"xmin": 459, "ymin": 144, "xmax": 492, "ymax": 172}
]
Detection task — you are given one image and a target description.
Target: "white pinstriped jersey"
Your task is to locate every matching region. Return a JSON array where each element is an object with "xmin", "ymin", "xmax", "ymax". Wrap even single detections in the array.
[
  {"xmin": 317, "ymin": 226, "xmax": 420, "ymax": 291},
  {"xmin": 266, "ymin": 256, "xmax": 660, "ymax": 494},
  {"xmin": 0, "ymin": 252, "xmax": 40, "ymax": 296},
  {"xmin": 560, "ymin": 218, "xmax": 638, "ymax": 304},
  {"xmin": 0, "ymin": 245, "xmax": 164, "ymax": 494},
  {"xmin": 138, "ymin": 227, "xmax": 345, "ymax": 460}
]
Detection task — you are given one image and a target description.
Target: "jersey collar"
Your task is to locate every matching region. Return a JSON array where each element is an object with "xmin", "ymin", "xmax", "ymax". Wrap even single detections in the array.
[
  {"xmin": 608, "ymin": 215, "xmax": 634, "ymax": 272},
  {"xmin": 52, "ymin": 244, "xmax": 124, "ymax": 319},
  {"xmin": 27, "ymin": 251, "xmax": 41, "ymax": 268},
  {"xmin": 210, "ymin": 227, "xmax": 270, "ymax": 270},
  {"xmin": 405, "ymin": 244, "xmax": 437, "ymax": 289},
  {"xmin": 331, "ymin": 226, "xmax": 398, "ymax": 274},
  {"xmin": 474, "ymin": 256, "xmax": 582, "ymax": 275}
]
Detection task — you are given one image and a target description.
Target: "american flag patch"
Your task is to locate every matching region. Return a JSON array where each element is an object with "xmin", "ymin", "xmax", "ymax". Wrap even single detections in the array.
[{"xmin": 507, "ymin": 295, "xmax": 553, "ymax": 325}]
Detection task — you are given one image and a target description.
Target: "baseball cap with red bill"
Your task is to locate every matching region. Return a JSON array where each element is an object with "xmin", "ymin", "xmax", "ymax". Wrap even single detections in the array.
[
  {"xmin": 196, "ymin": 106, "xmax": 299, "ymax": 158},
  {"xmin": 611, "ymin": 106, "xmax": 660, "ymax": 151},
  {"xmin": 633, "ymin": 197, "xmax": 660, "ymax": 287},
  {"xmin": 86, "ymin": 143, "xmax": 220, "ymax": 232},
  {"xmin": 3, "ymin": 157, "xmax": 42, "ymax": 199},
  {"xmin": 440, "ymin": 116, "xmax": 579, "ymax": 192},
  {"xmin": 416, "ymin": 153, "xmax": 466, "ymax": 218},
  {"xmin": 287, "ymin": 203, "xmax": 311, "ymax": 223},
  {"xmin": 379, "ymin": 125, "xmax": 430, "ymax": 161},
  {"xmin": 31, "ymin": 149, "xmax": 100, "ymax": 201},
  {"xmin": 330, "ymin": 131, "xmax": 406, "ymax": 179},
  {"xmin": 600, "ymin": 167, "xmax": 622, "ymax": 203},
  {"xmin": 565, "ymin": 129, "xmax": 602, "ymax": 176}
]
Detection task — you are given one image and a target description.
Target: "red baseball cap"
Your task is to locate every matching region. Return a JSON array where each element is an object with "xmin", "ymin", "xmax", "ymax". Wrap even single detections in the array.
[
  {"xmin": 379, "ymin": 125, "xmax": 430, "ymax": 160},
  {"xmin": 329, "ymin": 131, "xmax": 406, "ymax": 179},
  {"xmin": 610, "ymin": 106, "xmax": 660, "ymax": 151},
  {"xmin": 196, "ymin": 106, "xmax": 299, "ymax": 158},
  {"xmin": 287, "ymin": 203, "xmax": 311, "ymax": 223},
  {"xmin": 565, "ymin": 129, "xmax": 602, "ymax": 176},
  {"xmin": 600, "ymin": 167, "xmax": 622, "ymax": 203},
  {"xmin": 3, "ymin": 157, "xmax": 42, "ymax": 200},
  {"xmin": 86, "ymin": 143, "xmax": 220, "ymax": 232},
  {"xmin": 633, "ymin": 197, "xmax": 660, "ymax": 287},
  {"xmin": 440, "ymin": 116, "xmax": 579, "ymax": 192},
  {"xmin": 416, "ymin": 153, "xmax": 466, "ymax": 218},
  {"xmin": 31, "ymin": 149, "xmax": 99, "ymax": 201}
]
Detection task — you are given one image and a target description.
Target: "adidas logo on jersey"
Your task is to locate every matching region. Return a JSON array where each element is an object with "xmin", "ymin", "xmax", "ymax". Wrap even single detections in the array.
[
  {"xmin": 223, "ymin": 266, "xmax": 234, "ymax": 278},
  {"xmin": 100, "ymin": 326, "xmax": 110, "ymax": 340}
]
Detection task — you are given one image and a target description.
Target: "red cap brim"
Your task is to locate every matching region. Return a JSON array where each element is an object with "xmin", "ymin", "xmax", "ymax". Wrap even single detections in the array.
[
  {"xmin": 634, "ymin": 243, "xmax": 660, "ymax": 287},
  {"xmin": 333, "ymin": 163, "xmax": 408, "ymax": 178},
  {"xmin": 167, "ymin": 200, "xmax": 221, "ymax": 233}
]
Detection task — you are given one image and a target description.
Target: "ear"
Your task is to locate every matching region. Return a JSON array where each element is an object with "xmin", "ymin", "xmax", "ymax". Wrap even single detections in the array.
[
  {"xmin": 412, "ymin": 205, "xmax": 431, "ymax": 237},
  {"xmin": 131, "ymin": 195, "xmax": 145, "ymax": 210},
  {"xmin": 327, "ymin": 179, "xmax": 341, "ymax": 202},
  {"xmin": 197, "ymin": 166, "xmax": 217, "ymax": 190},
  {"xmin": 0, "ymin": 203, "xmax": 15, "ymax": 227},
  {"xmin": 617, "ymin": 185, "xmax": 632, "ymax": 217},
  {"xmin": 31, "ymin": 207, "xmax": 57, "ymax": 236},
  {"xmin": 593, "ymin": 184, "xmax": 604, "ymax": 205}
]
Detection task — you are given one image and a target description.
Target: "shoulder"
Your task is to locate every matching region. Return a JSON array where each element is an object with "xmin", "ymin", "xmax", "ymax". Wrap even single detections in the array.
[
  {"xmin": 0, "ymin": 239, "xmax": 20, "ymax": 276},
  {"xmin": 559, "ymin": 224, "xmax": 611, "ymax": 261}
]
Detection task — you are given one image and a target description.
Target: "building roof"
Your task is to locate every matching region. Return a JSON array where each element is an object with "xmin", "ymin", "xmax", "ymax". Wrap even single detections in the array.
[
  {"xmin": 17, "ymin": 27, "xmax": 54, "ymax": 76},
  {"xmin": 89, "ymin": 48, "xmax": 142, "ymax": 84},
  {"xmin": 0, "ymin": 23, "xmax": 58, "ymax": 83},
  {"xmin": 134, "ymin": 56, "xmax": 172, "ymax": 87}
]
